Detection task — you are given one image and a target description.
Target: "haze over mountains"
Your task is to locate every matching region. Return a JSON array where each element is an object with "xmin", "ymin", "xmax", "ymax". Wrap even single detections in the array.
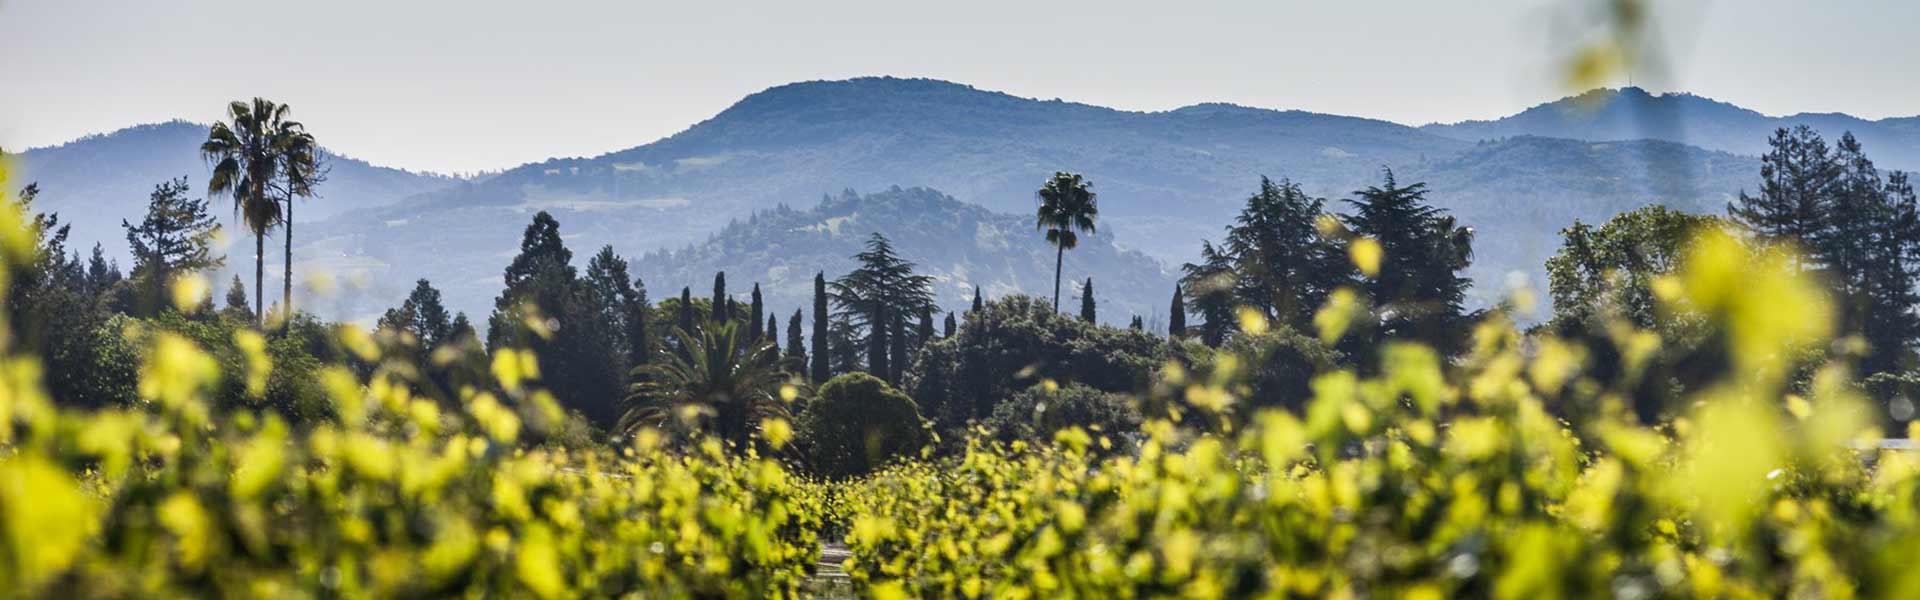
[{"xmin": 10, "ymin": 78, "xmax": 1914, "ymax": 326}]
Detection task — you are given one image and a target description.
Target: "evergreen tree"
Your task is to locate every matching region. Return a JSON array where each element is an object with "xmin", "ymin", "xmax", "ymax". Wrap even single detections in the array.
[
  {"xmin": 766, "ymin": 313, "xmax": 779, "ymax": 347},
  {"xmin": 1343, "ymin": 169, "xmax": 1475, "ymax": 356},
  {"xmin": 811, "ymin": 272, "xmax": 830, "ymax": 383},
  {"xmin": 485, "ymin": 211, "xmax": 624, "ymax": 427},
  {"xmin": 711, "ymin": 272, "xmax": 728, "ymax": 323},
  {"xmin": 677, "ymin": 287, "xmax": 695, "ymax": 336},
  {"xmin": 831, "ymin": 233, "xmax": 935, "ymax": 378},
  {"xmin": 122, "ymin": 177, "xmax": 222, "ymax": 312},
  {"xmin": 1130, "ymin": 315, "xmax": 1144, "ymax": 331},
  {"xmin": 748, "ymin": 283, "xmax": 765, "ymax": 345},
  {"xmin": 889, "ymin": 311, "xmax": 909, "ymax": 385},
  {"xmin": 1169, "ymin": 283, "xmax": 1186, "ymax": 339},
  {"xmin": 786, "ymin": 309, "xmax": 807, "ymax": 374},
  {"xmin": 972, "ymin": 285, "xmax": 983, "ymax": 314},
  {"xmin": 585, "ymin": 246, "xmax": 648, "ymax": 371},
  {"xmin": 943, "ymin": 311, "xmax": 957, "ymax": 338},
  {"xmin": 1220, "ymin": 177, "xmax": 1348, "ymax": 329},
  {"xmin": 1079, "ymin": 277, "xmax": 1096, "ymax": 323},
  {"xmin": 914, "ymin": 309, "xmax": 934, "ymax": 366},
  {"xmin": 1180, "ymin": 241, "xmax": 1236, "ymax": 347},
  {"xmin": 380, "ymin": 279, "xmax": 453, "ymax": 349},
  {"xmin": 868, "ymin": 304, "xmax": 890, "ymax": 381},
  {"xmin": 1728, "ymin": 125, "xmax": 1841, "ymax": 269},
  {"xmin": 829, "ymin": 316, "xmax": 863, "ymax": 376},
  {"xmin": 224, "ymin": 275, "xmax": 251, "ymax": 320},
  {"xmin": 83, "ymin": 243, "xmax": 122, "ymax": 298}
]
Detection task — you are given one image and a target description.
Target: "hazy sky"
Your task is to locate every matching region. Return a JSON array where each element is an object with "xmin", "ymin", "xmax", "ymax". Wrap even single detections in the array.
[{"xmin": 2, "ymin": 0, "xmax": 1915, "ymax": 174}]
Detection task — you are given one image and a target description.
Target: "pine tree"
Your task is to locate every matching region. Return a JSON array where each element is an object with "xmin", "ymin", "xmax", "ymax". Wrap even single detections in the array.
[
  {"xmin": 485, "ymin": 211, "xmax": 623, "ymax": 427},
  {"xmin": 786, "ymin": 309, "xmax": 807, "ymax": 374},
  {"xmin": 380, "ymin": 279, "xmax": 452, "ymax": 348},
  {"xmin": 1729, "ymin": 125, "xmax": 1841, "ymax": 270},
  {"xmin": 811, "ymin": 272, "xmax": 830, "ymax": 383},
  {"xmin": 1344, "ymin": 169, "xmax": 1474, "ymax": 356},
  {"xmin": 1220, "ymin": 177, "xmax": 1348, "ymax": 329},
  {"xmin": 748, "ymin": 284, "xmax": 765, "ymax": 345},
  {"xmin": 83, "ymin": 243, "xmax": 122, "ymax": 297},
  {"xmin": 584, "ymin": 246, "xmax": 648, "ymax": 371},
  {"xmin": 1079, "ymin": 277, "xmax": 1096, "ymax": 323},
  {"xmin": 831, "ymin": 233, "xmax": 935, "ymax": 378},
  {"xmin": 1169, "ymin": 283, "xmax": 1187, "ymax": 339},
  {"xmin": 224, "ymin": 275, "xmax": 251, "ymax": 320},
  {"xmin": 122, "ymin": 177, "xmax": 222, "ymax": 313},
  {"xmin": 1181, "ymin": 241, "xmax": 1236, "ymax": 347},
  {"xmin": 943, "ymin": 311, "xmax": 957, "ymax": 338}
]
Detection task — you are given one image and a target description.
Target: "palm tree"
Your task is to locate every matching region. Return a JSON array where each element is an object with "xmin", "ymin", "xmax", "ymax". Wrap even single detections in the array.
[
  {"xmin": 621, "ymin": 321, "xmax": 792, "ymax": 449},
  {"xmin": 276, "ymin": 124, "xmax": 321, "ymax": 320},
  {"xmin": 1035, "ymin": 172, "xmax": 1098, "ymax": 312},
  {"xmin": 202, "ymin": 98, "xmax": 296, "ymax": 326}
]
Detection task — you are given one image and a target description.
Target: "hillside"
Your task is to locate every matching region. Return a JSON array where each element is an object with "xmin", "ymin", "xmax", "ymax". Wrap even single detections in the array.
[
  {"xmin": 306, "ymin": 77, "xmax": 1760, "ymax": 323},
  {"xmin": 10, "ymin": 121, "xmax": 458, "ymax": 264},
  {"xmin": 1423, "ymin": 87, "xmax": 1920, "ymax": 170},
  {"xmin": 634, "ymin": 186, "xmax": 1175, "ymax": 326}
]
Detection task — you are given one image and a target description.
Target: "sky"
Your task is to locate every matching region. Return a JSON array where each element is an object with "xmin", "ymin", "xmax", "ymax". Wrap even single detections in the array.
[{"xmin": 1, "ymin": 0, "xmax": 1915, "ymax": 174}]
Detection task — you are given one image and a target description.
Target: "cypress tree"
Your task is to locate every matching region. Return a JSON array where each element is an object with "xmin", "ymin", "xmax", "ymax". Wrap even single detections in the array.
[
  {"xmin": 916, "ymin": 310, "xmax": 934, "ymax": 349},
  {"xmin": 972, "ymin": 285, "xmax": 983, "ymax": 313},
  {"xmin": 765, "ymin": 314, "xmax": 780, "ymax": 364},
  {"xmin": 811, "ymin": 272, "xmax": 831, "ymax": 383},
  {"xmin": 711, "ymin": 272, "xmax": 728, "ymax": 323},
  {"xmin": 786, "ymin": 309, "xmax": 807, "ymax": 374},
  {"xmin": 748, "ymin": 283, "xmax": 765, "ymax": 344},
  {"xmin": 1079, "ymin": 277, "xmax": 1096, "ymax": 323},
  {"xmin": 868, "ymin": 303, "xmax": 890, "ymax": 381},
  {"xmin": 889, "ymin": 312, "xmax": 908, "ymax": 385},
  {"xmin": 1169, "ymin": 283, "xmax": 1187, "ymax": 339},
  {"xmin": 677, "ymin": 286, "xmax": 694, "ymax": 335},
  {"xmin": 943, "ymin": 311, "xmax": 957, "ymax": 338},
  {"xmin": 1130, "ymin": 315, "xmax": 1144, "ymax": 331}
]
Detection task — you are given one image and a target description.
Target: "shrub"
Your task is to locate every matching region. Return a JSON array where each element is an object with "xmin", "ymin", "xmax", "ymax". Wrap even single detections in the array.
[
  {"xmin": 909, "ymin": 294, "xmax": 1167, "ymax": 431},
  {"xmin": 799, "ymin": 373, "xmax": 930, "ymax": 478},
  {"xmin": 984, "ymin": 382, "xmax": 1140, "ymax": 451}
]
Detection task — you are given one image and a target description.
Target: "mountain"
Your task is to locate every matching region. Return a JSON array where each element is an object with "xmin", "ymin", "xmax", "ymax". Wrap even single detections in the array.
[
  {"xmin": 308, "ymin": 77, "xmax": 1760, "ymax": 325},
  {"xmin": 634, "ymin": 186, "xmax": 1175, "ymax": 326},
  {"xmin": 8, "ymin": 121, "xmax": 459, "ymax": 264},
  {"xmin": 1422, "ymin": 87, "xmax": 1920, "ymax": 170}
]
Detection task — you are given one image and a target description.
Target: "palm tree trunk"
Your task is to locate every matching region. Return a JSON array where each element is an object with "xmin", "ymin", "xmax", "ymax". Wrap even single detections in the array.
[
  {"xmin": 1052, "ymin": 244, "xmax": 1065, "ymax": 312},
  {"xmin": 254, "ymin": 231, "xmax": 265, "ymax": 328},
  {"xmin": 283, "ymin": 197, "xmax": 293, "ymax": 322}
]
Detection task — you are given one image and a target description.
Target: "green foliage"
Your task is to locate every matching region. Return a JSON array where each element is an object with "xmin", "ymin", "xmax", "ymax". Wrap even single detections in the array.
[
  {"xmin": 121, "ymin": 177, "xmax": 222, "ymax": 313},
  {"xmin": 486, "ymin": 212, "xmax": 626, "ymax": 429},
  {"xmin": 909, "ymin": 294, "xmax": 1168, "ymax": 431},
  {"xmin": 984, "ymin": 382, "xmax": 1139, "ymax": 451},
  {"xmin": 839, "ymin": 228, "xmax": 1902, "ymax": 599},
  {"xmin": 798, "ymin": 373, "xmax": 929, "ymax": 479},
  {"xmin": 626, "ymin": 321, "xmax": 794, "ymax": 450}
]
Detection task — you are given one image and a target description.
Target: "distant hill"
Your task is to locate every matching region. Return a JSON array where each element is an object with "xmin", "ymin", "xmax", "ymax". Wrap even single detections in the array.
[
  {"xmin": 1423, "ymin": 87, "xmax": 1920, "ymax": 170},
  {"xmin": 306, "ymin": 77, "xmax": 1760, "ymax": 324},
  {"xmin": 634, "ymin": 186, "xmax": 1175, "ymax": 326},
  {"xmin": 8, "ymin": 121, "xmax": 459, "ymax": 264},
  {"xmin": 19, "ymin": 79, "xmax": 1803, "ymax": 325}
]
